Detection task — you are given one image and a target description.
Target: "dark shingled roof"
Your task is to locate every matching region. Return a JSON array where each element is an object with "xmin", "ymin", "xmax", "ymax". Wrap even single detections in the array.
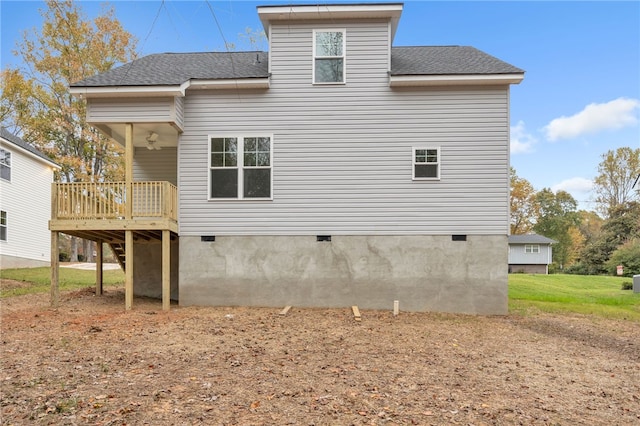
[
  {"xmin": 71, "ymin": 46, "xmax": 522, "ymax": 87},
  {"xmin": 390, "ymin": 46, "xmax": 524, "ymax": 76},
  {"xmin": 508, "ymin": 234, "xmax": 557, "ymax": 245},
  {"xmin": 71, "ymin": 51, "xmax": 270, "ymax": 87},
  {"xmin": 0, "ymin": 127, "xmax": 58, "ymax": 166}
]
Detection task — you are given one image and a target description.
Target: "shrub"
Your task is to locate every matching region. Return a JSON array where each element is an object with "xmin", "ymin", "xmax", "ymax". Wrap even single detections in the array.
[
  {"xmin": 58, "ymin": 252, "xmax": 69, "ymax": 262},
  {"xmin": 621, "ymin": 281, "xmax": 633, "ymax": 290},
  {"xmin": 605, "ymin": 240, "xmax": 640, "ymax": 277}
]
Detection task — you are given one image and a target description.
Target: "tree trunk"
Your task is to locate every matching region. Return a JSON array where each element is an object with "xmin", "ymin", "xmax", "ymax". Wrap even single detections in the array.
[
  {"xmin": 70, "ymin": 237, "xmax": 78, "ymax": 262},
  {"xmin": 83, "ymin": 239, "xmax": 94, "ymax": 262}
]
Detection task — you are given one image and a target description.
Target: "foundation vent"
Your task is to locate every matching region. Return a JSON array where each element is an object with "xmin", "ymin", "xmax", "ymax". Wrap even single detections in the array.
[
  {"xmin": 317, "ymin": 235, "xmax": 331, "ymax": 242},
  {"xmin": 201, "ymin": 236, "xmax": 216, "ymax": 242}
]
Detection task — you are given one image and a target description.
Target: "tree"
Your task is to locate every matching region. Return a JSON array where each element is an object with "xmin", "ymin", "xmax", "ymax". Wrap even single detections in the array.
[
  {"xmin": 593, "ymin": 147, "xmax": 640, "ymax": 217},
  {"xmin": 579, "ymin": 201, "xmax": 640, "ymax": 274},
  {"xmin": 510, "ymin": 168, "xmax": 538, "ymax": 234},
  {"xmin": 1, "ymin": 0, "xmax": 137, "ymax": 260},
  {"xmin": 533, "ymin": 188, "xmax": 580, "ymax": 269}
]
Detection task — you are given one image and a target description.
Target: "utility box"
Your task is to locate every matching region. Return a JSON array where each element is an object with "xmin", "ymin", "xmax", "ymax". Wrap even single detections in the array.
[{"xmin": 634, "ymin": 275, "xmax": 640, "ymax": 293}]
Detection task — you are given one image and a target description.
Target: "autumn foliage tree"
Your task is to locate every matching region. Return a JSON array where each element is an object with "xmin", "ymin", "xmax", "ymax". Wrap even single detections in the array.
[
  {"xmin": 593, "ymin": 147, "xmax": 640, "ymax": 217},
  {"xmin": 1, "ymin": 0, "xmax": 136, "ymax": 183},
  {"xmin": 510, "ymin": 168, "xmax": 538, "ymax": 234},
  {"xmin": 1, "ymin": 0, "xmax": 137, "ymax": 260}
]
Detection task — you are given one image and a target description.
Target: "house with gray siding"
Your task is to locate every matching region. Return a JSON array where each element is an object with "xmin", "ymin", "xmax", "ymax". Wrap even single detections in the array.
[
  {"xmin": 508, "ymin": 234, "xmax": 556, "ymax": 274},
  {"xmin": 59, "ymin": 3, "xmax": 524, "ymax": 314}
]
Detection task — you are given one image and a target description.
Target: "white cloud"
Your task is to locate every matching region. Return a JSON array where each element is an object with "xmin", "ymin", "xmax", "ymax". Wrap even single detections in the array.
[
  {"xmin": 544, "ymin": 97, "xmax": 640, "ymax": 141},
  {"xmin": 510, "ymin": 120, "xmax": 537, "ymax": 154},
  {"xmin": 551, "ymin": 177, "xmax": 593, "ymax": 194},
  {"xmin": 551, "ymin": 177, "xmax": 595, "ymax": 210}
]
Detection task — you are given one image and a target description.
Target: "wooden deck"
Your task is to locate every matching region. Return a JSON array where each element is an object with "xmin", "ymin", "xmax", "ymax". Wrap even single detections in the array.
[
  {"xmin": 49, "ymin": 181, "xmax": 178, "ymax": 311},
  {"xmin": 49, "ymin": 181, "xmax": 178, "ymax": 241}
]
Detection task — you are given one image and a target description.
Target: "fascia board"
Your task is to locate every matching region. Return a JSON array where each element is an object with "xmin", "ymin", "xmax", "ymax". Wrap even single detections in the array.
[
  {"xmin": 188, "ymin": 78, "xmax": 270, "ymax": 90},
  {"xmin": 69, "ymin": 82, "xmax": 189, "ymax": 98},
  {"xmin": 389, "ymin": 73, "xmax": 525, "ymax": 87}
]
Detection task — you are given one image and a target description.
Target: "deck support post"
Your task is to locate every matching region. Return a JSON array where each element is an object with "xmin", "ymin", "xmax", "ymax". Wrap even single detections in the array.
[
  {"xmin": 50, "ymin": 231, "xmax": 59, "ymax": 307},
  {"xmin": 124, "ymin": 123, "xmax": 134, "ymax": 310},
  {"xmin": 125, "ymin": 230, "xmax": 134, "ymax": 310},
  {"xmin": 96, "ymin": 240, "xmax": 103, "ymax": 296},
  {"xmin": 162, "ymin": 230, "xmax": 170, "ymax": 311}
]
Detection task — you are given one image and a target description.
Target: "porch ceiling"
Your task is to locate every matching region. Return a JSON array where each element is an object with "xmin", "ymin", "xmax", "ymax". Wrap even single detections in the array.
[{"xmin": 94, "ymin": 122, "xmax": 179, "ymax": 149}]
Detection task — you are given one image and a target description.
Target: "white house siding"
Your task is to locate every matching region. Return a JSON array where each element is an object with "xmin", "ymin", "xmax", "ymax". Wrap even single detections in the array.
[
  {"xmin": 0, "ymin": 142, "xmax": 55, "ymax": 268},
  {"xmin": 178, "ymin": 20, "xmax": 510, "ymax": 236},
  {"xmin": 133, "ymin": 147, "xmax": 177, "ymax": 185}
]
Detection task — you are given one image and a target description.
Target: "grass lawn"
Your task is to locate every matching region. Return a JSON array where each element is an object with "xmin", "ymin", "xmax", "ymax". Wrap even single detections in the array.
[
  {"xmin": 2, "ymin": 267, "xmax": 639, "ymax": 321},
  {"xmin": 0, "ymin": 266, "xmax": 125, "ymax": 298},
  {"xmin": 509, "ymin": 273, "xmax": 640, "ymax": 321}
]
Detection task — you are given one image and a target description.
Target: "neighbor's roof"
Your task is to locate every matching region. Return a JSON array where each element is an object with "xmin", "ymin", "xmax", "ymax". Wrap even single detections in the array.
[
  {"xmin": 71, "ymin": 46, "xmax": 523, "ymax": 88},
  {"xmin": 0, "ymin": 127, "xmax": 59, "ymax": 168},
  {"xmin": 508, "ymin": 234, "xmax": 557, "ymax": 245}
]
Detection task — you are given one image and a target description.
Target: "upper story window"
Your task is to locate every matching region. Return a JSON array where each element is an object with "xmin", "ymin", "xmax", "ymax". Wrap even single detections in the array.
[
  {"xmin": 313, "ymin": 30, "xmax": 345, "ymax": 84},
  {"xmin": 525, "ymin": 244, "xmax": 540, "ymax": 253},
  {"xmin": 209, "ymin": 136, "xmax": 272, "ymax": 200},
  {"xmin": 413, "ymin": 147, "xmax": 440, "ymax": 180},
  {"xmin": 0, "ymin": 148, "xmax": 11, "ymax": 181}
]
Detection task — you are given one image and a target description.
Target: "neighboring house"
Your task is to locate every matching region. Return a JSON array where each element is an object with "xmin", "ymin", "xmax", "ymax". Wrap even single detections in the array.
[
  {"xmin": 58, "ymin": 3, "xmax": 524, "ymax": 314},
  {"xmin": 0, "ymin": 127, "xmax": 60, "ymax": 269},
  {"xmin": 634, "ymin": 174, "xmax": 640, "ymax": 193},
  {"xmin": 508, "ymin": 234, "xmax": 556, "ymax": 274}
]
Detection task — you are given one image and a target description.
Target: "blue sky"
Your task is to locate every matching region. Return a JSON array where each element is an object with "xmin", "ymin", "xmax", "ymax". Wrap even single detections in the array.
[{"xmin": 1, "ymin": 0, "xmax": 639, "ymax": 212}]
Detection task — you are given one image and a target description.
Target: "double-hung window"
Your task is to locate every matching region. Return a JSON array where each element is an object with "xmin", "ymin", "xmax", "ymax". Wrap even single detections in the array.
[
  {"xmin": 0, "ymin": 148, "xmax": 11, "ymax": 181},
  {"xmin": 0, "ymin": 211, "xmax": 6, "ymax": 241},
  {"xmin": 313, "ymin": 30, "xmax": 345, "ymax": 84},
  {"xmin": 209, "ymin": 136, "xmax": 272, "ymax": 199},
  {"xmin": 413, "ymin": 147, "xmax": 440, "ymax": 180}
]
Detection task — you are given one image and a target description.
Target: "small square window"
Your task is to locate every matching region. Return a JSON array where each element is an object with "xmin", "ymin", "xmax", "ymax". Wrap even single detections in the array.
[{"xmin": 413, "ymin": 147, "xmax": 440, "ymax": 180}]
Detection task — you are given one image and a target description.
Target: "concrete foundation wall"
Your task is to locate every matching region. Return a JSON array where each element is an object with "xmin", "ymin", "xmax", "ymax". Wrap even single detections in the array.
[
  {"xmin": 0, "ymin": 254, "xmax": 50, "ymax": 269},
  {"xmin": 132, "ymin": 241, "xmax": 179, "ymax": 300},
  {"xmin": 508, "ymin": 264, "xmax": 548, "ymax": 274},
  {"xmin": 179, "ymin": 235, "xmax": 508, "ymax": 315}
]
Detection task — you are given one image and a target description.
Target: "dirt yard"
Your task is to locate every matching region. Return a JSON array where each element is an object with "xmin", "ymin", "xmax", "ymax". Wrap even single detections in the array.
[{"xmin": 1, "ymin": 282, "xmax": 639, "ymax": 425}]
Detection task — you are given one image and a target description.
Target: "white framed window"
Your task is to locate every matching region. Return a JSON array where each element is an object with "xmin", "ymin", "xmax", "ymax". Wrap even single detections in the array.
[
  {"xmin": 209, "ymin": 136, "xmax": 272, "ymax": 200},
  {"xmin": 313, "ymin": 29, "xmax": 345, "ymax": 84},
  {"xmin": 525, "ymin": 244, "xmax": 540, "ymax": 253},
  {"xmin": 0, "ymin": 211, "xmax": 6, "ymax": 241},
  {"xmin": 0, "ymin": 148, "xmax": 11, "ymax": 181},
  {"xmin": 412, "ymin": 147, "xmax": 440, "ymax": 180}
]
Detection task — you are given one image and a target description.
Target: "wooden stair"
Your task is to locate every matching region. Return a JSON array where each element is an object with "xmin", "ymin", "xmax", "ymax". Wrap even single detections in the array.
[{"xmin": 109, "ymin": 243, "xmax": 126, "ymax": 272}]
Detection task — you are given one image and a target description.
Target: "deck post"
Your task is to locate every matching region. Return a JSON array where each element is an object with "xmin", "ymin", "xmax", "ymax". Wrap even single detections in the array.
[
  {"xmin": 125, "ymin": 123, "xmax": 133, "ymax": 220},
  {"xmin": 162, "ymin": 230, "xmax": 171, "ymax": 311},
  {"xmin": 96, "ymin": 240, "xmax": 103, "ymax": 296},
  {"xmin": 50, "ymin": 231, "xmax": 59, "ymax": 307},
  {"xmin": 125, "ymin": 231, "xmax": 134, "ymax": 310}
]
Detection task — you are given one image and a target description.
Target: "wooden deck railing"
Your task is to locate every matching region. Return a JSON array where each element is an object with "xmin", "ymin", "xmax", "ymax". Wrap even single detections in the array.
[{"xmin": 52, "ymin": 181, "xmax": 177, "ymax": 221}]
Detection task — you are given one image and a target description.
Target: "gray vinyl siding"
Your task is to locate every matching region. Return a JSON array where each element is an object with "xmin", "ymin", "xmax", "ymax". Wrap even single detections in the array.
[
  {"xmin": 508, "ymin": 244, "xmax": 552, "ymax": 265},
  {"xmin": 88, "ymin": 97, "xmax": 183, "ymax": 130},
  {"xmin": 178, "ymin": 20, "xmax": 510, "ymax": 236},
  {"xmin": 133, "ymin": 147, "xmax": 177, "ymax": 185}
]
